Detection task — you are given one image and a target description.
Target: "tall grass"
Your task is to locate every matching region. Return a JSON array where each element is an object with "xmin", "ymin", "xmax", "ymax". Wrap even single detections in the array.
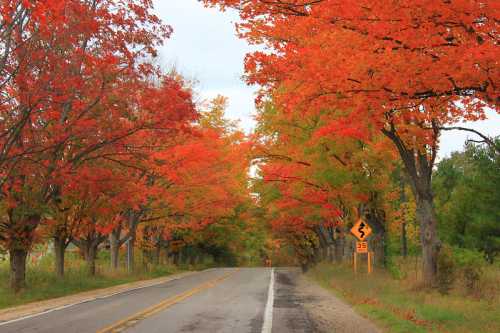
[
  {"xmin": 308, "ymin": 260, "xmax": 500, "ymax": 333},
  {"xmin": 0, "ymin": 251, "xmax": 178, "ymax": 310}
]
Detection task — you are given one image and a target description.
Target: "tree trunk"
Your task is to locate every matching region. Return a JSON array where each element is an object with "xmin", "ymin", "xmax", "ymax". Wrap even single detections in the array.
[
  {"xmin": 85, "ymin": 244, "xmax": 97, "ymax": 276},
  {"xmin": 334, "ymin": 229, "xmax": 345, "ymax": 262},
  {"xmin": 141, "ymin": 248, "xmax": 147, "ymax": 270},
  {"xmin": 153, "ymin": 244, "xmax": 161, "ymax": 266},
  {"xmin": 382, "ymin": 231, "xmax": 389, "ymax": 268},
  {"xmin": 325, "ymin": 245, "xmax": 331, "ymax": 262},
  {"xmin": 416, "ymin": 195, "xmax": 440, "ymax": 287},
  {"xmin": 329, "ymin": 245, "xmax": 336, "ymax": 262},
  {"xmin": 9, "ymin": 248, "xmax": 28, "ymax": 292},
  {"xmin": 54, "ymin": 237, "xmax": 67, "ymax": 278},
  {"xmin": 162, "ymin": 247, "xmax": 170, "ymax": 265},
  {"xmin": 126, "ymin": 211, "xmax": 141, "ymax": 273},
  {"xmin": 127, "ymin": 232, "xmax": 136, "ymax": 272},
  {"xmin": 382, "ymin": 125, "xmax": 441, "ymax": 287},
  {"xmin": 401, "ymin": 221, "xmax": 408, "ymax": 258},
  {"xmin": 109, "ymin": 232, "xmax": 120, "ymax": 270},
  {"xmin": 400, "ymin": 179, "xmax": 408, "ymax": 258},
  {"xmin": 372, "ymin": 226, "xmax": 386, "ymax": 267},
  {"xmin": 322, "ymin": 246, "xmax": 328, "ymax": 262},
  {"xmin": 178, "ymin": 249, "xmax": 183, "ymax": 265},
  {"xmin": 7, "ymin": 214, "xmax": 39, "ymax": 292},
  {"xmin": 312, "ymin": 246, "xmax": 320, "ymax": 264},
  {"xmin": 315, "ymin": 226, "xmax": 329, "ymax": 262}
]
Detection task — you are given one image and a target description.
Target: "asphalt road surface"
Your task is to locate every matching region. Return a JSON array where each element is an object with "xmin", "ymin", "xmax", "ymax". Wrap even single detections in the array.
[{"xmin": 0, "ymin": 268, "xmax": 318, "ymax": 333}]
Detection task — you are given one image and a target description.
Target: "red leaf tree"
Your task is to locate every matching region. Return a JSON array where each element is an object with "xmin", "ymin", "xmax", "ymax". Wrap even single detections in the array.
[{"xmin": 205, "ymin": 0, "xmax": 499, "ymax": 285}]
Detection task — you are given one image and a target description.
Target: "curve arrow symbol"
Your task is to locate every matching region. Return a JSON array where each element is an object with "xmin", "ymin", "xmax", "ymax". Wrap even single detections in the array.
[{"xmin": 358, "ymin": 222, "xmax": 366, "ymax": 239}]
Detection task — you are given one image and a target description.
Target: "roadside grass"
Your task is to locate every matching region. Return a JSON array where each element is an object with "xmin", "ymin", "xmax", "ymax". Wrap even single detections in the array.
[
  {"xmin": 308, "ymin": 261, "xmax": 500, "ymax": 333},
  {"xmin": 0, "ymin": 251, "xmax": 180, "ymax": 310}
]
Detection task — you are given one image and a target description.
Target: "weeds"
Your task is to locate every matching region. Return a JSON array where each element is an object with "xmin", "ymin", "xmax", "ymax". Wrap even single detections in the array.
[
  {"xmin": 0, "ymin": 251, "xmax": 180, "ymax": 310},
  {"xmin": 308, "ymin": 261, "xmax": 500, "ymax": 333}
]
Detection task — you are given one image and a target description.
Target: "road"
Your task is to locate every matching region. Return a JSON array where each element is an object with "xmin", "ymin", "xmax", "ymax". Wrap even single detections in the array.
[{"xmin": 0, "ymin": 268, "xmax": 318, "ymax": 333}]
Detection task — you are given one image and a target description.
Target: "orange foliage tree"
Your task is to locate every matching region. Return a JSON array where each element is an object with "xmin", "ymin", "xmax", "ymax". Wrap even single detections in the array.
[
  {"xmin": 253, "ymin": 100, "xmax": 397, "ymax": 270},
  {"xmin": 205, "ymin": 0, "xmax": 499, "ymax": 285},
  {"xmin": 0, "ymin": 0, "xmax": 190, "ymax": 290}
]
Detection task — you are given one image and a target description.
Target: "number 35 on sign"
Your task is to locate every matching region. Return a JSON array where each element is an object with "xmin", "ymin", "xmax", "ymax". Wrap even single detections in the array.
[{"xmin": 356, "ymin": 241, "xmax": 368, "ymax": 253}]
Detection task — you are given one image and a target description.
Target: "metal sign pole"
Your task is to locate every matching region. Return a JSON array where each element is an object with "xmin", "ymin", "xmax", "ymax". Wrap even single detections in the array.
[{"xmin": 353, "ymin": 252, "xmax": 357, "ymax": 274}]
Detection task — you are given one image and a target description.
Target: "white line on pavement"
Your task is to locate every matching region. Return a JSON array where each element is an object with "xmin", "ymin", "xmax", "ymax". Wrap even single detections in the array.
[
  {"xmin": 0, "ymin": 270, "xmax": 205, "ymax": 327},
  {"xmin": 262, "ymin": 267, "xmax": 275, "ymax": 333}
]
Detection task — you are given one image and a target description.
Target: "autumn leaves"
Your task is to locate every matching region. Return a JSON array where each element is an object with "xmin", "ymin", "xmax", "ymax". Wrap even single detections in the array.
[
  {"xmin": 0, "ymin": 0, "xmax": 497, "ymax": 294},
  {"xmin": 206, "ymin": 0, "xmax": 499, "ymax": 284},
  {"xmin": 0, "ymin": 1, "xmax": 250, "ymax": 291}
]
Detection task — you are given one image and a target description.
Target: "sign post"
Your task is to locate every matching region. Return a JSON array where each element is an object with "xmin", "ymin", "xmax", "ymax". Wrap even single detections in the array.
[
  {"xmin": 351, "ymin": 219, "xmax": 373, "ymax": 274},
  {"xmin": 353, "ymin": 251, "xmax": 357, "ymax": 275}
]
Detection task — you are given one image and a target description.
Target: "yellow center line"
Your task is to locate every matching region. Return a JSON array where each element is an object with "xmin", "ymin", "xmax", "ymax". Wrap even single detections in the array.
[{"xmin": 96, "ymin": 269, "xmax": 240, "ymax": 333}]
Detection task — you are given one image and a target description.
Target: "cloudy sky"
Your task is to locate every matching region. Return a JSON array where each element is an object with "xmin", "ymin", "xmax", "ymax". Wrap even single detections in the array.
[{"xmin": 153, "ymin": 0, "xmax": 498, "ymax": 159}]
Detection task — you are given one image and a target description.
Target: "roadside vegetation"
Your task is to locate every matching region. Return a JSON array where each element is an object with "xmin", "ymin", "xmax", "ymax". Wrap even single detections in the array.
[
  {"xmin": 276, "ymin": 140, "xmax": 500, "ymax": 332},
  {"xmin": 0, "ymin": 1, "xmax": 267, "ymax": 298},
  {"xmin": 0, "ymin": 243, "xmax": 241, "ymax": 310},
  {"xmin": 206, "ymin": 0, "xmax": 499, "ymax": 289},
  {"xmin": 308, "ymin": 261, "xmax": 500, "ymax": 333},
  {"xmin": 0, "ymin": 3, "xmax": 498, "ymax": 332},
  {"xmin": 207, "ymin": 1, "xmax": 500, "ymax": 331},
  {"xmin": 0, "ymin": 251, "xmax": 179, "ymax": 310}
]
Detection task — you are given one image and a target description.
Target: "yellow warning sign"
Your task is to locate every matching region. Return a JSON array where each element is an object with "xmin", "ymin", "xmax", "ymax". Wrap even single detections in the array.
[{"xmin": 351, "ymin": 219, "xmax": 372, "ymax": 240}]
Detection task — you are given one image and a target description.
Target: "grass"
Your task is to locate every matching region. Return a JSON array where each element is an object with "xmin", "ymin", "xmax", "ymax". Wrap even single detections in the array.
[
  {"xmin": 0, "ymin": 251, "xmax": 183, "ymax": 310},
  {"xmin": 307, "ymin": 260, "xmax": 500, "ymax": 333}
]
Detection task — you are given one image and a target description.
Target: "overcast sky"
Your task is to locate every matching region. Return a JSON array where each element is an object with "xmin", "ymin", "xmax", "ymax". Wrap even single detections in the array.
[{"xmin": 153, "ymin": 0, "xmax": 498, "ymax": 159}]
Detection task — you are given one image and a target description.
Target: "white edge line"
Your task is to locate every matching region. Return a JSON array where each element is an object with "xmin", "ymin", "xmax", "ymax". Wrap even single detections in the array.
[
  {"xmin": 261, "ymin": 267, "xmax": 275, "ymax": 333},
  {"xmin": 0, "ymin": 269, "xmax": 209, "ymax": 327}
]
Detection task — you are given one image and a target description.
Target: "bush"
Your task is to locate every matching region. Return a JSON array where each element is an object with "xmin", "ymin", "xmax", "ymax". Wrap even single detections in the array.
[
  {"xmin": 437, "ymin": 245, "xmax": 456, "ymax": 294},
  {"xmin": 454, "ymin": 248, "xmax": 485, "ymax": 295},
  {"xmin": 387, "ymin": 258, "xmax": 405, "ymax": 280},
  {"xmin": 385, "ymin": 238, "xmax": 406, "ymax": 280}
]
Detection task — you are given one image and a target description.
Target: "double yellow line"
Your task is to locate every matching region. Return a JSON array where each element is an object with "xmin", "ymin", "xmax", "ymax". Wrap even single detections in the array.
[{"xmin": 96, "ymin": 269, "xmax": 239, "ymax": 333}]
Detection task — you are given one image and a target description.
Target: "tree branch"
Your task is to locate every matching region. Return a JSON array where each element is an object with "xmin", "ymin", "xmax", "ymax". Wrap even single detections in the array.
[{"xmin": 440, "ymin": 126, "xmax": 499, "ymax": 154}]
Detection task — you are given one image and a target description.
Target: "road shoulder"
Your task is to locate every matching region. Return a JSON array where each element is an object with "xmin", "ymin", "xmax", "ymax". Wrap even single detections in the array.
[
  {"xmin": 297, "ymin": 272, "xmax": 381, "ymax": 333},
  {"xmin": 0, "ymin": 270, "xmax": 198, "ymax": 323}
]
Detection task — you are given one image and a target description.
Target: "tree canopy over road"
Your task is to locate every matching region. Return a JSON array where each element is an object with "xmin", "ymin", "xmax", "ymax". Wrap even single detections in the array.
[{"xmin": 0, "ymin": 0, "xmax": 498, "ymax": 305}]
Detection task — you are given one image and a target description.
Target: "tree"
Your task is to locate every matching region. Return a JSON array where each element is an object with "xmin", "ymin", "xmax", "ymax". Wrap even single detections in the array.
[
  {"xmin": 103, "ymin": 95, "xmax": 252, "ymax": 270},
  {"xmin": 433, "ymin": 140, "xmax": 500, "ymax": 262},
  {"xmin": 252, "ymin": 99, "xmax": 397, "ymax": 268},
  {"xmin": 0, "ymin": 1, "xmax": 69, "ymax": 166},
  {"xmin": 204, "ymin": 0, "xmax": 499, "ymax": 286},
  {"xmin": 0, "ymin": 1, "xmax": 259, "ymax": 289},
  {"xmin": 0, "ymin": 0, "xmax": 180, "ymax": 290}
]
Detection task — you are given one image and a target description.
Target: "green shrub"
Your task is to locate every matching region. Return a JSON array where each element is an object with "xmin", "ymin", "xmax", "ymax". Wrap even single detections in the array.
[
  {"xmin": 386, "ymin": 257, "xmax": 405, "ymax": 280},
  {"xmin": 385, "ymin": 238, "xmax": 406, "ymax": 280},
  {"xmin": 437, "ymin": 245, "xmax": 456, "ymax": 294},
  {"xmin": 98, "ymin": 249, "xmax": 111, "ymax": 261},
  {"xmin": 454, "ymin": 248, "xmax": 485, "ymax": 294}
]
